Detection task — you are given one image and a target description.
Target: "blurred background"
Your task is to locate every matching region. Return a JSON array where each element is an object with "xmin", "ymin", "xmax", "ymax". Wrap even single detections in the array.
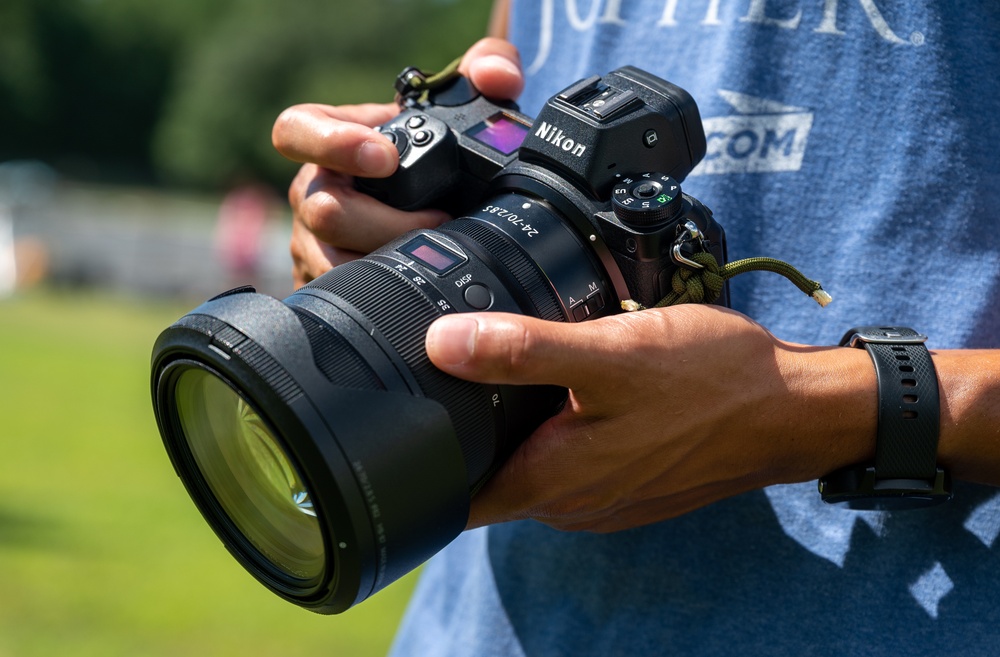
[{"xmin": 0, "ymin": 1, "xmax": 491, "ymax": 655}]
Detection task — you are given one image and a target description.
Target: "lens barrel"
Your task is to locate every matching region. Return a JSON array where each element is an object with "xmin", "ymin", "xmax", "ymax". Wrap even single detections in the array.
[{"xmin": 151, "ymin": 191, "xmax": 605, "ymax": 612}]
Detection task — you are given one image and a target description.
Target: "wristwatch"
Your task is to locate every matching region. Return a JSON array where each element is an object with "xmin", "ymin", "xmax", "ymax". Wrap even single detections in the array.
[{"xmin": 819, "ymin": 326, "xmax": 952, "ymax": 510}]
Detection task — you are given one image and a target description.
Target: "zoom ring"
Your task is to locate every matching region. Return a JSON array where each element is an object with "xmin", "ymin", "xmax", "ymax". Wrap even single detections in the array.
[{"xmin": 304, "ymin": 260, "xmax": 497, "ymax": 486}]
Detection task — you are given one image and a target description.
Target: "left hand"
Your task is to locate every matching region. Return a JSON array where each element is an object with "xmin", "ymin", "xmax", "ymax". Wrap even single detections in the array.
[
  {"xmin": 424, "ymin": 305, "xmax": 877, "ymax": 532},
  {"xmin": 271, "ymin": 37, "xmax": 524, "ymax": 287}
]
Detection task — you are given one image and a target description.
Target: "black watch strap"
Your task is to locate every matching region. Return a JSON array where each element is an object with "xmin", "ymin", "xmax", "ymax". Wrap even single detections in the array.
[{"xmin": 819, "ymin": 326, "xmax": 952, "ymax": 510}]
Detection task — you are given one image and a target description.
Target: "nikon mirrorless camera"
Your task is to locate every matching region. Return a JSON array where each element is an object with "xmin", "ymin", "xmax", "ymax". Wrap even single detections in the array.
[
  {"xmin": 150, "ymin": 65, "xmax": 728, "ymax": 614},
  {"xmin": 358, "ymin": 65, "xmax": 727, "ymax": 313}
]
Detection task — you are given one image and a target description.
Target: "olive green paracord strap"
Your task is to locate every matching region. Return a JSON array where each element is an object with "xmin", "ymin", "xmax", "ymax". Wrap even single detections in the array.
[
  {"xmin": 621, "ymin": 251, "xmax": 832, "ymax": 311},
  {"xmin": 394, "ymin": 57, "xmax": 465, "ymax": 105}
]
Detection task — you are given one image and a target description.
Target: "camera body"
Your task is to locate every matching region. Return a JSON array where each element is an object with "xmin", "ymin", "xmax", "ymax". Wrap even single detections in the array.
[{"xmin": 357, "ymin": 66, "xmax": 728, "ymax": 310}]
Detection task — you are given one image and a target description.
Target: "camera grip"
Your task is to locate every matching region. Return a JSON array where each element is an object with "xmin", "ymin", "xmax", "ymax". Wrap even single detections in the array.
[{"xmin": 356, "ymin": 110, "xmax": 460, "ymax": 211}]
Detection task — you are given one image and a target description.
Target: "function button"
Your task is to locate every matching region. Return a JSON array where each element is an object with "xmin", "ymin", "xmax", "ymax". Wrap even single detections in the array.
[
  {"xmin": 463, "ymin": 284, "xmax": 493, "ymax": 310},
  {"xmin": 406, "ymin": 115, "xmax": 427, "ymax": 129},
  {"xmin": 412, "ymin": 129, "xmax": 433, "ymax": 146},
  {"xmin": 380, "ymin": 127, "xmax": 409, "ymax": 156}
]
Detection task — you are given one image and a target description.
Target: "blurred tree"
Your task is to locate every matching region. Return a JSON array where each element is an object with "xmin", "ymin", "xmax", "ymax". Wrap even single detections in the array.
[
  {"xmin": 152, "ymin": 0, "xmax": 492, "ymax": 189},
  {"xmin": 0, "ymin": 3, "xmax": 50, "ymax": 139},
  {"xmin": 0, "ymin": 0, "xmax": 491, "ymax": 190},
  {"xmin": 0, "ymin": 0, "xmax": 227, "ymax": 183}
]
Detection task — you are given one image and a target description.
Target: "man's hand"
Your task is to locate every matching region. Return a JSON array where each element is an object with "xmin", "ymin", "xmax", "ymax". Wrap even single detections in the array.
[
  {"xmin": 271, "ymin": 38, "xmax": 524, "ymax": 288},
  {"xmin": 424, "ymin": 306, "xmax": 879, "ymax": 533}
]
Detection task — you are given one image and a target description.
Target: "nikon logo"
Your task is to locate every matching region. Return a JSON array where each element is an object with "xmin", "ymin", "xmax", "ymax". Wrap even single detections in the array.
[{"xmin": 534, "ymin": 121, "xmax": 587, "ymax": 157}]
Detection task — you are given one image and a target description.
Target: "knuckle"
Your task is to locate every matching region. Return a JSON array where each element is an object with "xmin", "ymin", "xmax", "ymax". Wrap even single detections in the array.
[
  {"xmin": 291, "ymin": 263, "xmax": 311, "ymax": 289},
  {"xmin": 499, "ymin": 321, "xmax": 535, "ymax": 378},
  {"xmin": 289, "ymin": 237, "xmax": 306, "ymax": 266},
  {"xmin": 287, "ymin": 165, "xmax": 312, "ymax": 208},
  {"xmin": 300, "ymin": 193, "xmax": 347, "ymax": 242}
]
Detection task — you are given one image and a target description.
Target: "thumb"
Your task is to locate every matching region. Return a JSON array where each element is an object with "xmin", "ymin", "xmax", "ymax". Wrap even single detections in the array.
[
  {"xmin": 459, "ymin": 37, "xmax": 524, "ymax": 101},
  {"xmin": 425, "ymin": 313, "xmax": 597, "ymax": 389}
]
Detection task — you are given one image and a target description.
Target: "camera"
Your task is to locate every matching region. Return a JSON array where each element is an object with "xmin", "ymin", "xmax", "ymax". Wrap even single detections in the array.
[{"xmin": 150, "ymin": 65, "xmax": 727, "ymax": 614}]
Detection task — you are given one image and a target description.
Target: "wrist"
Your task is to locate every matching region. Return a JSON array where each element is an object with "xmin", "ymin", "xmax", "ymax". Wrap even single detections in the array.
[
  {"xmin": 769, "ymin": 340, "xmax": 877, "ymax": 484},
  {"xmin": 819, "ymin": 327, "xmax": 953, "ymax": 509}
]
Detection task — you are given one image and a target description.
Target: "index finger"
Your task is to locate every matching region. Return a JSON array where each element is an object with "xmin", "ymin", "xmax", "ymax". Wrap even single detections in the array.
[{"xmin": 271, "ymin": 102, "xmax": 400, "ymax": 176}]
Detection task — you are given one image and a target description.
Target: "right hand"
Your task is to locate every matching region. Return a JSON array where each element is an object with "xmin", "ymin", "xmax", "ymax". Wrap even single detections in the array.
[{"xmin": 272, "ymin": 37, "xmax": 525, "ymax": 288}]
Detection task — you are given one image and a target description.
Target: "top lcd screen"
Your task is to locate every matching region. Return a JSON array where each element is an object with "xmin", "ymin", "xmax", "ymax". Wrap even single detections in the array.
[{"xmin": 466, "ymin": 114, "xmax": 531, "ymax": 155}]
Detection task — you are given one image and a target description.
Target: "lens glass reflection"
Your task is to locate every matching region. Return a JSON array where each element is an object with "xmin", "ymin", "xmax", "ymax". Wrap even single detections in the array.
[{"xmin": 174, "ymin": 367, "xmax": 324, "ymax": 581}]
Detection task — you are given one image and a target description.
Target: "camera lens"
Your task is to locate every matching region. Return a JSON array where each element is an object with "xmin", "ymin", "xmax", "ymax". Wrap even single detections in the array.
[
  {"xmin": 150, "ymin": 188, "xmax": 599, "ymax": 613},
  {"xmin": 172, "ymin": 366, "xmax": 324, "ymax": 581}
]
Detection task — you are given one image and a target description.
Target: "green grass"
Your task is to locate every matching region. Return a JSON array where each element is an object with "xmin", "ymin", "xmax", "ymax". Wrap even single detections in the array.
[{"xmin": 0, "ymin": 290, "xmax": 416, "ymax": 657}]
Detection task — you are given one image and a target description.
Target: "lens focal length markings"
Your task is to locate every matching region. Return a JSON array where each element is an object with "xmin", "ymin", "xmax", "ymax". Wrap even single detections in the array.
[
  {"xmin": 462, "ymin": 193, "xmax": 611, "ymax": 323},
  {"xmin": 370, "ymin": 255, "xmax": 459, "ymax": 316},
  {"xmin": 481, "ymin": 204, "xmax": 540, "ymax": 238}
]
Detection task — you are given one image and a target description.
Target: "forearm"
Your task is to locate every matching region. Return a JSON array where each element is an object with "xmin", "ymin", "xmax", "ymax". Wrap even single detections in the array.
[{"xmin": 935, "ymin": 350, "xmax": 1000, "ymax": 486}]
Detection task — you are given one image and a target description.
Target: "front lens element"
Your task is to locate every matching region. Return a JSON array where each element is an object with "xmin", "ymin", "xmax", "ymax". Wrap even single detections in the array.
[{"xmin": 173, "ymin": 367, "xmax": 324, "ymax": 581}]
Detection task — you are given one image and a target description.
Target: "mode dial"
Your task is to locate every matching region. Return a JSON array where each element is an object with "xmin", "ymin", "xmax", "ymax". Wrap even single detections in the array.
[{"xmin": 611, "ymin": 173, "xmax": 683, "ymax": 227}]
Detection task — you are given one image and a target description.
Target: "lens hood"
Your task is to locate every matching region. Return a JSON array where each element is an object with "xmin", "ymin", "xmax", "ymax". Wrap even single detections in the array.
[{"xmin": 151, "ymin": 289, "xmax": 469, "ymax": 613}]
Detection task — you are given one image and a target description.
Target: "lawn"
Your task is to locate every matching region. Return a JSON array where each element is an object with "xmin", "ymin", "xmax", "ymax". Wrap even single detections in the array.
[{"xmin": 0, "ymin": 290, "xmax": 416, "ymax": 657}]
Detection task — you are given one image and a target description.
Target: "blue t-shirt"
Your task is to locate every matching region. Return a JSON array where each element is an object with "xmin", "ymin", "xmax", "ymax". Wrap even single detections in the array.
[{"xmin": 390, "ymin": 1, "xmax": 1000, "ymax": 655}]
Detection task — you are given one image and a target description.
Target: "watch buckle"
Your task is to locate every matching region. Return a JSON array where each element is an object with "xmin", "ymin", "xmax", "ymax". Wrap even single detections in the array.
[{"xmin": 846, "ymin": 332, "xmax": 928, "ymax": 348}]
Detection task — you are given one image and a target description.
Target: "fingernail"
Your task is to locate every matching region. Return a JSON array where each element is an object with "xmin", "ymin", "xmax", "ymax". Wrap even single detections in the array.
[
  {"xmin": 357, "ymin": 139, "xmax": 395, "ymax": 176},
  {"xmin": 427, "ymin": 316, "xmax": 478, "ymax": 367}
]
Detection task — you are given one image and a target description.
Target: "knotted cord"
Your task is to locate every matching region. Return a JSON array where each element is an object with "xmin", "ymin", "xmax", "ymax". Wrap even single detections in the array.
[{"xmin": 622, "ymin": 252, "xmax": 832, "ymax": 311}]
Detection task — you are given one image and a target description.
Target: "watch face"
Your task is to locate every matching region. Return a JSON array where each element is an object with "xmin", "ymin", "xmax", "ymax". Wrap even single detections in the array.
[{"xmin": 819, "ymin": 466, "xmax": 953, "ymax": 511}]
